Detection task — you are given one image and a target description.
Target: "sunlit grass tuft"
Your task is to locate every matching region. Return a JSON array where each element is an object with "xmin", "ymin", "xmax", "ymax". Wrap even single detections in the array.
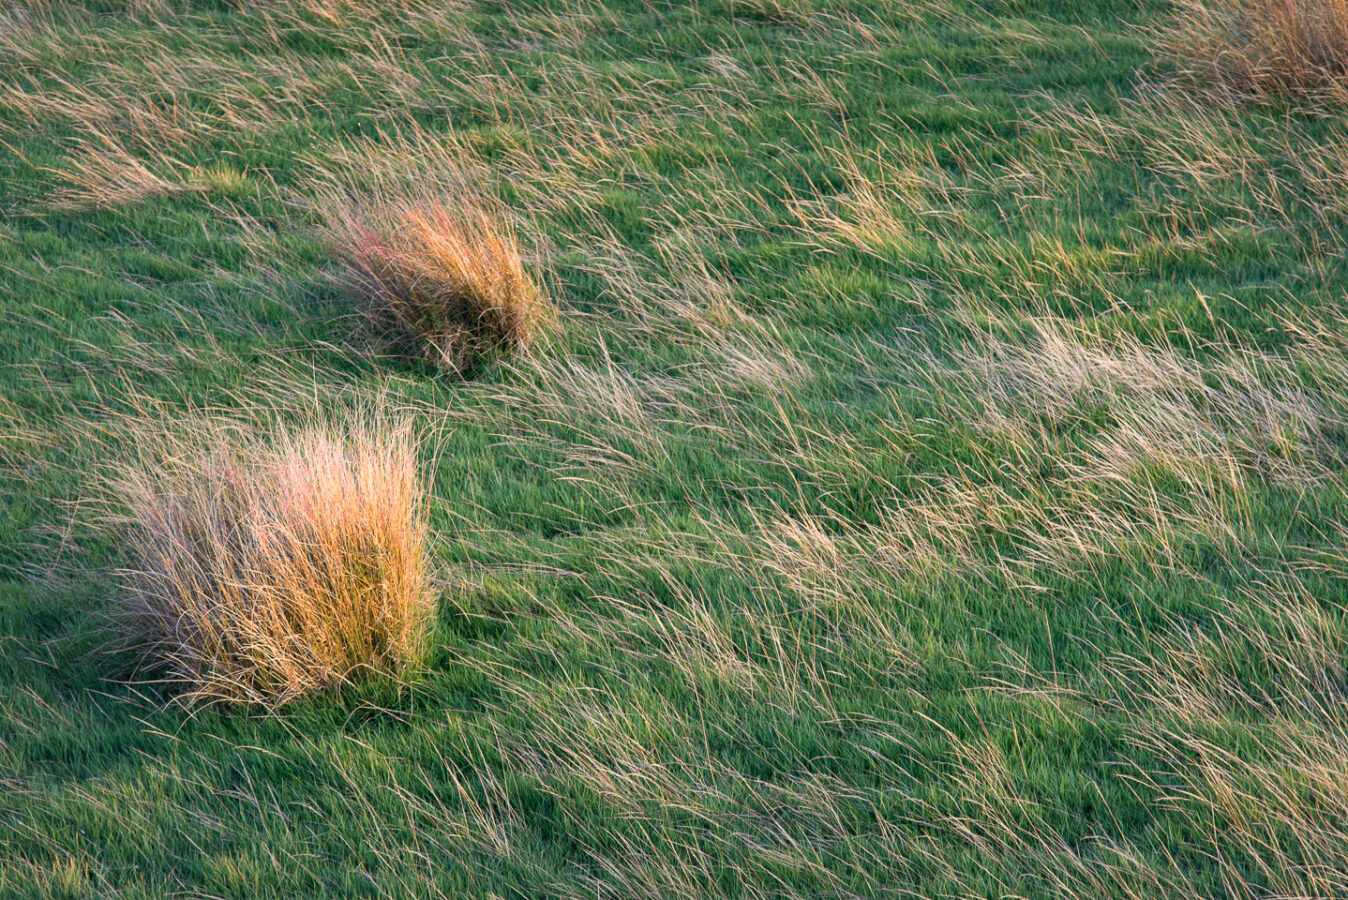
[
  {"xmin": 107, "ymin": 410, "xmax": 434, "ymax": 707},
  {"xmin": 329, "ymin": 199, "xmax": 550, "ymax": 373}
]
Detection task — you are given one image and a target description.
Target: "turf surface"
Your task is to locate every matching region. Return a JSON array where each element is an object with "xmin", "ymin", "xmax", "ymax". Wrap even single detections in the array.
[{"xmin": 3, "ymin": 1, "xmax": 1348, "ymax": 897}]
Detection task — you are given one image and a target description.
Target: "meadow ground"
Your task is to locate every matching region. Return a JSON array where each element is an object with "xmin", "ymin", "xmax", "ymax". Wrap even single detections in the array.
[{"xmin": 3, "ymin": 1, "xmax": 1348, "ymax": 897}]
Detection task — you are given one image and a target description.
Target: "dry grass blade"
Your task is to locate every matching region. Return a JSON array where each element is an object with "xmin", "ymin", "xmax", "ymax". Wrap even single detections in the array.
[
  {"xmin": 106, "ymin": 410, "xmax": 434, "ymax": 707},
  {"xmin": 328, "ymin": 199, "xmax": 550, "ymax": 373}
]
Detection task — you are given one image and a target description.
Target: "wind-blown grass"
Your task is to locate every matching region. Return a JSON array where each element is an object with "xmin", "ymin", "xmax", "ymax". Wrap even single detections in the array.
[{"xmin": 4, "ymin": 0, "xmax": 1348, "ymax": 897}]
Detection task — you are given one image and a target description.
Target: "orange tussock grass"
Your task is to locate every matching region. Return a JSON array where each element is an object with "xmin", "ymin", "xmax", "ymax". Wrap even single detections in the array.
[
  {"xmin": 330, "ymin": 201, "xmax": 549, "ymax": 373},
  {"xmin": 108, "ymin": 411, "xmax": 434, "ymax": 707},
  {"xmin": 1160, "ymin": 0, "xmax": 1348, "ymax": 100}
]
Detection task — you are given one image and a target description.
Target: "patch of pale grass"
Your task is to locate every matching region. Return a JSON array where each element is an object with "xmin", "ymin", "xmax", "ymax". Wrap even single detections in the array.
[
  {"xmin": 912, "ymin": 310, "xmax": 1348, "ymax": 493},
  {"xmin": 38, "ymin": 134, "xmax": 201, "ymax": 212},
  {"xmin": 107, "ymin": 409, "xmax": 433, "ymax": 707}
]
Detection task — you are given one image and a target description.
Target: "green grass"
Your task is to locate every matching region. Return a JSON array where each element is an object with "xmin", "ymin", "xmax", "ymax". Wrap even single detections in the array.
[{"xmin": 4, "ymin": 0, "xmax": 1348, "ymax": 897}]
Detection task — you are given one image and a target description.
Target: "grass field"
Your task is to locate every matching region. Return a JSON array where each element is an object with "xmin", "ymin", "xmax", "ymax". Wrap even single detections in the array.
[{"xmin": 4, "ymin": 0, "xmax": 1348, "ymax": 897}]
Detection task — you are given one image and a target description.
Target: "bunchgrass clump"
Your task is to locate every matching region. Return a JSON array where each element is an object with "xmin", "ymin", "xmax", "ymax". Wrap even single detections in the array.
[
  {"xmin": 331, "ymin": 201, "xmax": 549, "ymax": 373},
  {"xmin": 109, "ymin": 411, "xmax": 433, "ymax": 707},
  {"xmin": 1161, "ymin": 0, "xmax": 1348, "ymax": 101}
]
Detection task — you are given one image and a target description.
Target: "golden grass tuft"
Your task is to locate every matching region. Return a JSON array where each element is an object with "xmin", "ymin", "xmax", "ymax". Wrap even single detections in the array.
[
  {"xmin": 108, "ymin": 411, "xmax": 434, "ymax": 707},
  {"xmin": 1160, "ymin": 0, "xmax": 1348, "ymax": 101},
  {"xmin": 329, "ymin": 200, "xmax": 549, "ymax": 373}
]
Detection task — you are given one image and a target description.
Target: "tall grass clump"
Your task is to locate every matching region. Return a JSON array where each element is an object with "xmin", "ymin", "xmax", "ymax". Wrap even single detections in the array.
[
  {"xmin": 1161, "ymin": 0, "xmax": 1348, "ymax": 100},
  {"xmin": 329, "ymin": 200, "xmax": 549, "ymax": 373},
  {"xmin": 108, "ymin": 411, "xmax": 433, "ymax": 707}
]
